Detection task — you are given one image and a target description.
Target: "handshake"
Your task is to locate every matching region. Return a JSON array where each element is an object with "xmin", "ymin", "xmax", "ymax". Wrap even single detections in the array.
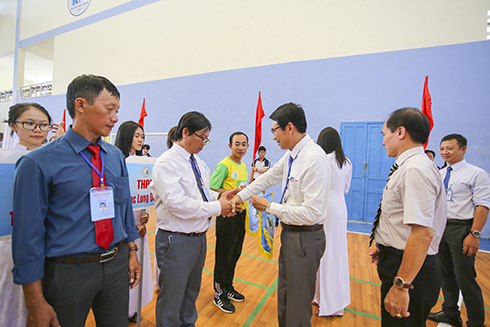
[
  {"xmin": 218, "ymin": 188, "xmax": 271, "ymax": 217},
  {"xmin": 218, "ymin": 188, "xmax": 243, "ymax": 217}
]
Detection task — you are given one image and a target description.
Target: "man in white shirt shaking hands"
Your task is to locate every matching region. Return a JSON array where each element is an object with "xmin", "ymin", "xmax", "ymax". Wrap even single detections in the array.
[
  {"xmin": 230, "ymin": 103, "xmax": 330, "ymax": 327},
  {"xmin": 150, "ymin": 111, "xmax": 239, "ymax": 327}
]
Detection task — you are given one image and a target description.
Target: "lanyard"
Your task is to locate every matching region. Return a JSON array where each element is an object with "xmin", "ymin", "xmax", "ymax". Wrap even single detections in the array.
[
  {"xmin": 190, "ymin": 158, "xmax": 204, "ymax": 183},
  {"xmin": 80, "ymin": 149, "xmax": 105, "ymax": 188}
]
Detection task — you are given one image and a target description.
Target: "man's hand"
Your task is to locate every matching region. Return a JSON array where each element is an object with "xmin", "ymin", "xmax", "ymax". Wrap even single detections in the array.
[
  {"xmin": 25, "ymin": 301, "xmax": 60, "ymax": 327},
  {"xmin": 384, "ymin": 286, "xmax": 410, "ymax": 319},
  {"xmin": 22, "ymin": 280, "xmax": 61, "ymax": 327},
  {"xmin": 219, "ymin": 196, "xmax": 233, "ymax": 216},
  {"xmin": 463, "ymin": 233, "xmax": 479, "ymax": 256},
  {"xmin": 139, "ymin": 211, "xmax": 149, "ymax": 225},
  {"xmin": 137, "ymin": 225, "xmax": 147, "ymax": 238},
  {"xmin": 230, "ymin": 194, "xmax": 244, "ymax": 215},
  {"xmin": 221, "ymin": 189, "xmax": 243, "ymax": 216},
  {"xmin": 251, "ymin": 195, "xmax": 269, "ymax": 212},
  {"xmin": 221, "ymin": 188, "xmax": 240, "ymax": 201},
  {"xmin": 128, "ymin": 244, "xmax": 141, "ymax": 289},
  {"xmin": 369, "ymin": 248, "xmax": 380, "ymax": 265}
]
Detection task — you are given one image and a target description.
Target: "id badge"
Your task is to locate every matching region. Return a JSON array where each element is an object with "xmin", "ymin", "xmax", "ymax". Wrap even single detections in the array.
[
  {"xmin": 447, "ymin": 188, "xmax": 453, "ymax": 201},
  {"xmin": 203, "ymin": 186, "xmax": 212, "ymax": 202},
  {"xmin": 90, "ymin": 186, "xmax": 115, "ymax": 222}
]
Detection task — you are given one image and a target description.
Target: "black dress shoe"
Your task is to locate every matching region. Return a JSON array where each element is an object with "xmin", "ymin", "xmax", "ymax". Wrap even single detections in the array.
[
  {"xmin": 427, "ymin": 310, "xmax": 462, "ymax": 327},
  {"xmin": 129, "ymin": 312, "xmax": 138, "ymax": 323}
]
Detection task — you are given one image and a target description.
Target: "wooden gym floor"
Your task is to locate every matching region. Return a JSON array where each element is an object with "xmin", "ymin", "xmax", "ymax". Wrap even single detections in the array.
[{"xmin": 85, "ymin": 208, "xmax": 490, "ymax": 326}]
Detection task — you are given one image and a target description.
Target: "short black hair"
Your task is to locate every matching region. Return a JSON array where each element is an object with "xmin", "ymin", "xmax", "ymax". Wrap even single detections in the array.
[
  {"xmin": 258, "ymin": 146, "xmax": 266, "ymax": 152},
  {"xmin": 386, "ymin": 108, "xmax": 430, "ymax": 145},
  {"xmin": 425, "ymin": 149, "xmax": 436, "ymax": 157},
  {"xmin": 441, "ymin": 133, "xmax": 467, "ymax": 149},
  {"xmin": 143, "ymin": 144, "xmax": 150, "ymax": 150},
  {"xmin": 66, "ymin": 74, "xmax": 120, "ymax": 119},
  {"xmin": 269, "ymin": 102, "xmax": 307, "ymax": 133},
  {"xmin": 176, "ymin": 111, "xmax": 211, "ymax": 141},
  {"xmin": 114, "ymin": 121, "xmax": 144, "ymax": 158},
  {"xmin": 229, "ymin": 131, "xmax": 248, "ymax": 145}
]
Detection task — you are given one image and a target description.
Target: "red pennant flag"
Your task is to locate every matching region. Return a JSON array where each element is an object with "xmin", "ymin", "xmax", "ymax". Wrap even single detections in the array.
[
  {"xmin": 253, "ymin": 92, "xmax": 265, "ymax": 160},
  {"xmin": 138, "ymin": 98, "xmax": 147, "ymax": 127},
  {"xmin": 62, "ymin": 109, "xmax": 66, "ymax": 132},
  {"xmin": 421, "ymin": 76, "xmax": 433, "ymax": 149}
]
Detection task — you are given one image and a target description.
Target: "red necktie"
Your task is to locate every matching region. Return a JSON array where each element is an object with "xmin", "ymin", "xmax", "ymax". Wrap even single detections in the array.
[{"xmin": 87, "ymin": 145, "xmax": 114, "ymax": 249}]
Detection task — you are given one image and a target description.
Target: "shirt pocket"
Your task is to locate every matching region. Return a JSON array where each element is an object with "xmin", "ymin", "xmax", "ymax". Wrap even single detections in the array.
[
  {"xmin": 285, "ymin": 177, "xmax": 301, "ymax": 202},
  {"xmin": 450, "ymin": 182, "xmax": 469, "ymax": 193},
  {"xmin": 381, "ymin": 187, "xmax": 401, "ymax": 215},
  {"xmin": 449, "ymin": 182, "xmax": 470, "ymax": 202},
  {"xmin": 106, "ymin": 175, "xmax": 131, "ymax": 204}
]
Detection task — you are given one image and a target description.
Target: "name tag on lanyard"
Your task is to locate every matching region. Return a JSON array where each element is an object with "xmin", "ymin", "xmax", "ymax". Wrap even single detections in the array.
[
  {"xmin": 90, "ymin": 187, "xmax": 115, "ymax": 221},
  {"xmin": 80, "ymin": 148, "xmax": 115, "ymax": 222},
  {"xmin": 447, "ymin": 188, "xmax": 453, "ymax": 201}
]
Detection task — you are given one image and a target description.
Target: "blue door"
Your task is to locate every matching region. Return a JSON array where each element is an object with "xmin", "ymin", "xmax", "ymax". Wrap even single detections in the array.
[{"xmin": 340, "ymin": 122, "xmax": 395, "ymax": 223}]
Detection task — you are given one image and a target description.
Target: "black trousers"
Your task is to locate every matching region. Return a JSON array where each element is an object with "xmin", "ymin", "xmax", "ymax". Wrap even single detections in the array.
[
  {"xmin": 213, "ymin": 210, "xmax": 246, "ymax": 293},
  {"xmin": 377, "ymin": 245, "xmax": 440, "ymax": 327},
  {"xmin": 43, "ymin": 244, "xmax": 130, "ymax": 327},
  {"xmin": 438, "ymin": 220, "xmax": 485, "ymax": 327}
]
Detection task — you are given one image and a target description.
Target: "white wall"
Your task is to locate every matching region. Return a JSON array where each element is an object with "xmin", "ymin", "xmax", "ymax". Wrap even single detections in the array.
[
  {"xmin": 19, "ymin": 0, "xmax": 134, "ymax": 40},
  {"xmin": 49, "ymin": 0, "xmax": 489, "ymax": 94},
  {"xmin": 0, "ymin": 0, "xmax": 17, "ymax": 89},
  {"xmin": 0, "ymin": 0, "xmax": 17, "ymax": 56}
]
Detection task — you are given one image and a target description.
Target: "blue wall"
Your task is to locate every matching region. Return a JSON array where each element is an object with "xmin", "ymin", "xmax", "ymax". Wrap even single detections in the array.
[{"xmin": 33, "ymin": 40, "xmax": 490, "ymax": 232}]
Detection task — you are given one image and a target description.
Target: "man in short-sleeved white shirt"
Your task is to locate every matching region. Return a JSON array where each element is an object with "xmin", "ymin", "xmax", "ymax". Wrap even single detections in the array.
[
  {"xmin": 370, "ymin": 108, "xmax": 446, "ymax": 327},
  {"xmin": 428, "ymin": 133, "xmax": 490, "ymax": 327},
  {"xmin": 250, "ymin": 145, "xmax": 271, "ymax": 183}
]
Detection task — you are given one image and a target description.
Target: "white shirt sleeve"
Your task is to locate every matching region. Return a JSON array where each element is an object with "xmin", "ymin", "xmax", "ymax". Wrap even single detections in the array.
[{"xmin": 152, "ymin": 156, "xmax": 221, "ymax": 220}]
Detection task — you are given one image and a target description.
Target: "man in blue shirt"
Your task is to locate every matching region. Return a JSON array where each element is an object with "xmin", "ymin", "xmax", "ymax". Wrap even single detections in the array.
[{"xmin": 12, "ymin": 74, "xmax": 141, "ymax": 327}]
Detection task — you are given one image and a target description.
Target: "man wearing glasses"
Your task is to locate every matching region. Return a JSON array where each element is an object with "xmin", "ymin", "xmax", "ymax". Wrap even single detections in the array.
[
  {"xmin": 230, "ymin": 103, "xmax": 330, "ymax": 327},
  {"xmin": 150, "ymin": 111, "xmax": 238, "ymax": 327}
]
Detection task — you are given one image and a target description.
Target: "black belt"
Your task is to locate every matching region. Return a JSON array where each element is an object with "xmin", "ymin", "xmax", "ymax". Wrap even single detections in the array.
[
  {"xmin": 47, "ymin": 242, "xmax": 123, "ymax": 264},
  {"xmin": 378, "ymin": 244, "xmax": 404, "ymax": 255},
  {"xmin": 447, "ymin": 219, "xmax": 473, "ymax": 225},
  {"xmin": 162, "ymin": 229, "xmax": 207, "ymax": 237},
  {"xmin": 378, "ymin": 244, "xmax": 436, "ymax": 258},
  {"xmin": 281, "ymin": 222, "xmax": 323, "ymax": 232}
]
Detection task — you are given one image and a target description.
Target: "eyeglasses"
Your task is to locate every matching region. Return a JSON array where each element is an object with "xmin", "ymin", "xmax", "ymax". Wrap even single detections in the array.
[
  {"xmin": 15, "ymin": 121, "xmax": 52, "ymax": 132},
  {"xmin": 271, "ymin": 126, "xmax": 281, "ymax": 134},
  {"xmin": 192, "ymin": 132, "xmax": 211, "ymax": 145}
]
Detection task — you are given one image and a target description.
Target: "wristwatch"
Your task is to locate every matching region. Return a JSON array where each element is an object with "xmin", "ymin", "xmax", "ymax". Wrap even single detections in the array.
[
  {"xmin": 471, "ymin": 230, "xmax": 481, "ymax": 238},
  {"xmin": 265, "ymin": 202, "xmax": 272, "ymax": 214},
  {"xmin": 393, "ymin": 276, "xmax": 414, "ymax": 289},
  {"xmin": 128, "ymin": 245, "xmax": 139, "ymax": 252}
]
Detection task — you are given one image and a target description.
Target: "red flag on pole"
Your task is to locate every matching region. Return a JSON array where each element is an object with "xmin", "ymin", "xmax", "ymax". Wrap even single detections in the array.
[
  {"xmin": 138, "ymin": 98, "xmax": 147, "ymax": 127},
  {"xmin": 253, "ymin": 92, "xmax": 265, "ymax": 160},
  {"xmin": 62, "ymin": 109, "xmax": 66, "ymax": 132},
  {"xmin": 421, "ymin": 76, "xmax": 433, "ymax": 149}
]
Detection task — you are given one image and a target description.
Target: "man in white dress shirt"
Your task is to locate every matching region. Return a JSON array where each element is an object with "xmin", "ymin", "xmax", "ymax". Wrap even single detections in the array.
[
  {"xmin": 230, "ymin": 102, "xmax": 329, "ymax": 327},
  {"xmin": 150, "ymin": 111, "xmax": 237, "ymax": 327},
  {"xmin": 369, "ymin": 108, "xmax": 446, "ymax": 326},
  {"xmin": 428, "ymin": 133, "xmax": 490, "ymax": 327}
]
